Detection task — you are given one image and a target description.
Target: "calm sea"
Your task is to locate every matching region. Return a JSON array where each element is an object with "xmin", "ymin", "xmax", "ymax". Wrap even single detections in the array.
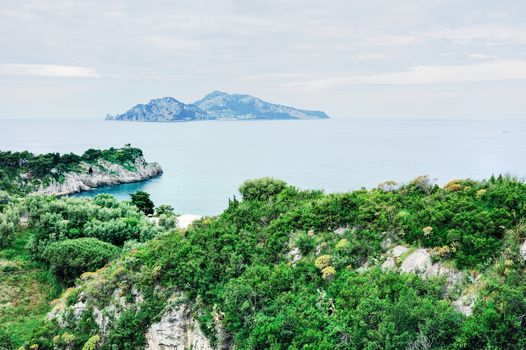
[{"xmin": 1, "ymin": 118, "xmax": 525, "ymax": 215}]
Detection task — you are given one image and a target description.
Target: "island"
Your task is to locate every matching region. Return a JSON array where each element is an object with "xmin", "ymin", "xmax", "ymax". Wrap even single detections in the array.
[
  {"xmin": 0, "ymin": 145, "xmax": 162, "ymax": 196},
  {"xmin": 105, "ymin": 90, "xmax": 330, "ymax": 122}
]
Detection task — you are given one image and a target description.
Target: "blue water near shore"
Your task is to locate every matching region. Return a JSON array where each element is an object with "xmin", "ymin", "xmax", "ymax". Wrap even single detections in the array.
[{"xmin": 1, "ymin": 118, "xmax": 525, "ymax": 215}]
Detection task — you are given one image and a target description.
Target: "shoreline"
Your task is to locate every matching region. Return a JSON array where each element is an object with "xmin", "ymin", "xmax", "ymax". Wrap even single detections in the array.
[{"xmin": 177, "ymin": 214, "xmax": 203, "ymax": 229}]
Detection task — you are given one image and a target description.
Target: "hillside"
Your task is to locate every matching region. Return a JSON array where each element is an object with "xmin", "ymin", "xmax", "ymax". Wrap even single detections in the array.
[
  {"xmin": 106, "ymin": 91, "xmax": 330, "ymax": 122},
  {"xmin": 0, "ymin": 146, "xmax": 162, "ymax": 196},
  {"xmin": 2, "ymin": 176, "xmax": 526, "ymax": 349}
]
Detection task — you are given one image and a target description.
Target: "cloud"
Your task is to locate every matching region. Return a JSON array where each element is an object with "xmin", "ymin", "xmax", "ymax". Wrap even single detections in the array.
[
  {"xmin": 0, "ymin": 64, "xmax": 99, "ymax": 78},
  {"xmin": 280, "ymin": 60, "xmax": 526, "ymax": 89},
  {"xmin": 468, "ymin": 53, "xmax": 498, "ymax": 60},
  {"xmin": 426, "ymin": 25, "xmax": 526, "ymax": 44}
]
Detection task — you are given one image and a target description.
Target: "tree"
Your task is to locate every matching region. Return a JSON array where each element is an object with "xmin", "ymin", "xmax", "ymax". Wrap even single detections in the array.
[
  {"xmin": 156, "ymin": 204, "xmax": 175, "ymax": 216},
  {"xmin": 130, "ymin": 191, "xmax": 155, "ymax": 215},
  {"xmin": 44, "ymin": 238, "xmax": 119, "ymax": 283}
]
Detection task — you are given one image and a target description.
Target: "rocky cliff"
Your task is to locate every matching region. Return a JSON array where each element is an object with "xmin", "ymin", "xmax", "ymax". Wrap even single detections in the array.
[{"xmin": 35, "ymin": 156, "xmax": 162, "ymax": 196}]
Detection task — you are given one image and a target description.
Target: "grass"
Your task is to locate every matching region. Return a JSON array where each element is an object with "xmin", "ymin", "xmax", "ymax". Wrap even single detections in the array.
[{"xmin": 0, "ymin": 230, "xmax": 62, "ymax": 348}]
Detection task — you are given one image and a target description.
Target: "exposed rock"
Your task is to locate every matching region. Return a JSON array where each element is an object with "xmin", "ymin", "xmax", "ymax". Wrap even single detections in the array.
[
  {"xmin": 381, "ymin": 245, "xmax": 409, "ymax": 271},
  {"xmin": 212, "ymin": 308, "xmax": 232, "ymax": 350},
  {"xmin": 381, "ymin": 237, "xmax": 393, "ymax": 250},
  {"xmin": 400, "ymin": 249, "xmax": 432, "ymax": 274},
  {"xmin": 520, "ymin": 240, "xmax": 526, "ymax": 260},
  {"xmin": 73, "ymin": 300, "xmax": 87, "ymax": 319},
  {"xmin": 18, "ymin": 214, "xmax": 29, "ymax": 228},
  {"xmin": 453, "ymin": 294, "xmax": 476, "ymax": 316},
  {"xmin": 381, "ymin": 257, "xmax": 396, "ymax": 271},
  {"xmin": 333, "ymin": 227, "xmax": 347, "ymax": 235},
  {"xmin": 287, "ymin": 247, "xmax": 302, "ymax": 265},
  {"xmin": 34, "ymin": 157, "xmax": 162, "ymax": 196},
  {"xmin": 145, "ymin": 303, "xmax": 212, "ymax": 350},
  {"xmin": 49, "ymin": 286, "xmax": 145, "ymax": 337},
  {"xmin": 391, "ymin": 245, "xmax": 409, "ymax": 258},
  {"xmin": 427, "ymin": 263, "xmax": 464, "ymax": 289}
]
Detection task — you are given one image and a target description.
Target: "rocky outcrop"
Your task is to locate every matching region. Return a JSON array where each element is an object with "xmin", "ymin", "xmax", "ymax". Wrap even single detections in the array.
[
  {"xmin": 452, "ymin": 294, "xmax": 476, "ymax": 317},
  {"xmin": 381, "ymin": 246, "xmax": 465, "ymax": 301},
  {"xmin": 381, "ymin": 245, "xmax": 409, "ymax": 271},
  {"xmin": 35, "ymin": 157, "xmax": 162, "ymax": 196},
  {"xmin": 520, "ymin": 240, "xmax": 526, "ymax": 260},
  {"xmin": 145, "ymin": 303, "xmax": 212, "ymax": 350},
  {"xmin": 400, "ymin": 249, "xmax": 432, "ymax": 274},
  {"xmin": 48, "ymin": 277, "xmax": 228, "ymax": 350}
]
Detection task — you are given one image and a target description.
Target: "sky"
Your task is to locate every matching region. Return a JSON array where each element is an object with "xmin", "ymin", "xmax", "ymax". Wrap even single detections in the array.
[{"xmin": 0, "ymin": 0, "xmax": 525, "ymax": 119}]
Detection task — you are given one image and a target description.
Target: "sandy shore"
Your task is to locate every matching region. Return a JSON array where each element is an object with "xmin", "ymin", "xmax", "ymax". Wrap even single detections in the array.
[{"xmin": 177, "ymin": 214, "xmax": 203, "ymax": 229}]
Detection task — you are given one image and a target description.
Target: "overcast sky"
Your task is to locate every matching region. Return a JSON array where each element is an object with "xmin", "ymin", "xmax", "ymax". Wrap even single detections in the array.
[{"xmin": 1, "ymin": 0, "xmax": 525, "ymax": 119}]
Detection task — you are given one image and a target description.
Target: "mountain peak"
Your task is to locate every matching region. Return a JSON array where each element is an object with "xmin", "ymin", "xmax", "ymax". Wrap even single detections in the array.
[{"xmin": 206, "ymin": 90, "xmax": 229, "ymax": 97}]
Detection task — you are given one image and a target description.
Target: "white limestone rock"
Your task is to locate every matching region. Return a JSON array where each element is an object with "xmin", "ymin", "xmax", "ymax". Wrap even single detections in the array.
[
  {"xmin": 400, "ymin": 249, "xmax": 432, "ymax": 274},
  {"xmin": 381, "ymin": 257, "xmax": 396, "ymax": 271},
  {"xmin": 520, "ymin": 240, "xmax": 526, "ymax": 260},
  {"xmin": 287, "ymin": 247, "xmax": 302, "ymax": 265},
  {"xmin": 391, "ymin": 245, "xmax": 409, "ymax": 258},
  {"xmin": 145, "ymin": 303, "xmax": 212, "ymax": 350},
  {"xmin": 453, "ymin": 294, "xmax": 476, "ymax": 316},
  {"xmin": 35, "ymin": 157, "xmax": 162, "ymax": 196},
  {"xmin": 333, "ymin": 227, "xmax": 347, "ymax": 235}
]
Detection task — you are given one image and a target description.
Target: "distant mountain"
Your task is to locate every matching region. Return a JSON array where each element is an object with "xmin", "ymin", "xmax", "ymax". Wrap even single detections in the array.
[
  {"xmin": 106, "ymin": 91, "xmax": 329, "ymax": 122},
  {"xmin": 105, "ymin": 97, "xmax": 211, "ymax": 122},
  {"xmin": 193, "ymin": 91, "xmax": 330, "ymax": 120}
]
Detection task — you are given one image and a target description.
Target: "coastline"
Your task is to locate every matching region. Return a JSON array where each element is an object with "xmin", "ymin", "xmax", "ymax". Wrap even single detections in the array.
[
  {"xmin": 177, "ymin": 214, "xmax": 203, "ymax": 229},
  {"xmin": 34, "ymin": 157, "xmax": 163, "ymax": 196}
]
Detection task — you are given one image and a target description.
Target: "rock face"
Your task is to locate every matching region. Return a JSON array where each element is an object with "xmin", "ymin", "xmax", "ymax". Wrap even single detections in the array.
[
  {"xmin": 453, "ymin": 294, "xmax": 476, "ymax": 317},
  {"xmin": 381, "ymin": 245, "xmax": 409, "ymax": 271},
  {"xmin": 382, "ymin": 246, "xmax": 465, "ymax": 298},
  {"xmin": 400, "ymin": 249, "xmax": 432, "ymax": 274},
  {"xmin": 145, "ymin": 303, "xmax": 212, "ymax": 350},
  {"xmin": 34, "ymin": 157, "xmax": 162, "ymax": 196},
  {"xmin": 520, "ymin": 240, "xmax": 526, "ymax": 260},
  {"xmin": 107, "ymin": 91, "xmax": 329, "ymax": 122}
]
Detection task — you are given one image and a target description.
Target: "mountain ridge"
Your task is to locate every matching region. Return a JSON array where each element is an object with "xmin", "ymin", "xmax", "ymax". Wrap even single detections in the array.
[{"xmin": 106, "ymin": 91, "xmax": 330, "ymax": 122}]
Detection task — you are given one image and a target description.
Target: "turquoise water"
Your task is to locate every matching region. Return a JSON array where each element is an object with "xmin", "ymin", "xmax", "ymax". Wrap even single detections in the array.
[{"xmin": 1, "ymin": 118, "xmax": 525, "ymax": 215}]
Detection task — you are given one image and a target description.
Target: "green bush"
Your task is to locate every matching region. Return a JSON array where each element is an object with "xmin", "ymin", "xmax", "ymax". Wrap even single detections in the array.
[
  {"xmin": 44, "ymin": 238, "xmax": 119, "ymax": 282},
  {"xmin": 0, "ymin": 206, "xmax": 19, "ymax": 248},
  {"xmin": 22, "ymin": 196, "xmax": 159, "ymax": 259},
  {"xmin": 239, "ymin": 177, "xmax": 287, "ymax": 202}
]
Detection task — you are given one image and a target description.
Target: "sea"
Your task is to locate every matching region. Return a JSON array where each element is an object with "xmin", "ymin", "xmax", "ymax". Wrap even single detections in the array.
[{"xmin": 1, "ymin": 118, "xmax": 525, "ymax": 215}]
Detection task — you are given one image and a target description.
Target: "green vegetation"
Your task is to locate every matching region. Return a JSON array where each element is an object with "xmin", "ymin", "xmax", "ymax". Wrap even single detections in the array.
[
  {"xmin": 130, "ymin": 191, "xmax": 155, "ymax": 215},
  {"xmin": 44, "ymin": 238, "xmax": 119, "ymax": 283},
  {"xmin": 0, "ymin": 146, "xmax": 144, "ymax": 195},
  {"xmin": 2, "ymin": 176, "xmax": 526, "ymax": 349},
  {"xmin": 0, "ymin": 231, "xmax": 61, "ymax": 348}
]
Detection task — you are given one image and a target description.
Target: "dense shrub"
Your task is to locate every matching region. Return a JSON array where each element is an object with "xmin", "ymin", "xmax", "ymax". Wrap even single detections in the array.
[
  {"xmin": 44, "ymin": 238, "xmax": 119, "ymax": 282},
  {"xmin": 0, "ymin": 206, "xmax": 19, "ymax": 248},
  {"xmin": 239, "ymin": 177, "xmax": 287, "ymax": 201},
  {"xmin": 21, "ymin": 195, "xmax": 160, "ymax": 259},
  {"xmin": 20, "ymin": 176, "xmax": 526, "ymax": 349}
]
